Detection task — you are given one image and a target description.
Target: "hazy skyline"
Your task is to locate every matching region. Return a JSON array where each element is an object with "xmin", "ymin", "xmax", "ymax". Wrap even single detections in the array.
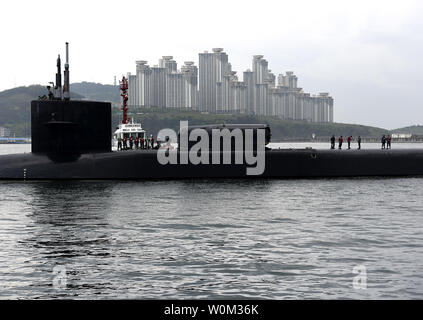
[{"xmin": 1, "ymin": 0, "xmax": 422, "ymax": 129}]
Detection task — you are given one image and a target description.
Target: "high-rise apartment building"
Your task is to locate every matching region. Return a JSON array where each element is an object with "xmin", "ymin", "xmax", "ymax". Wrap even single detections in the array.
[
  {"xmin": 127, "ymin": 72, "xmax": 137, "ymax": 109},
  {"xmin": 243, "ymin": 70, "xmax": 254, "ymax": 114},
  {"xmin": 135, "ymin": 60, "xmax": 152, "ymax": 107},
  {"xmin": 252, "ymin": 55, "xmax": 269, "ymax": 84},
  {"xmin": 130, "ymin": 58, "xmax": 198, "ymax": 110},
  {"xmin": 151, "ymin": 66, "xmax": 166, "ymax": 108},
  {"xmin": 181, "ymin": 61, "xmax": 198, "ymax": 110},
  {"xmin": 216, "ymin": 71, "xmax": 247, "ymax": 113},
  {"xmin": 159, "ymin": 56, "xmax": 177, "ymax": 72},
  {"xmin": 126, "ymin": 48, "xmax": 334, "ymax": 122},
  {"xmin": 199, "ymin": 48, "xmax": 229, "ymax": 113},
  {"xmin": 166, "ymin": 72, "xmax": 183, "ymax": 109}
]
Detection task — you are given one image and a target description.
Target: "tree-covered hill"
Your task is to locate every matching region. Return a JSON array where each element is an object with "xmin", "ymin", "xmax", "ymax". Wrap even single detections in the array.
[
  {"xmin": 118, "ymin": 107, "xmax": 390, "ymax": 141},
  {"xmin": 0, "ymin": 82, "xmax": 390, "ymax": 139},
  {"xmin": 0, "ymin": 85, "xmax": 83, "ymax": 136},
  {"xmin": 391, "ymin": 125, "xmax": 423, "ymax": 135},
  {"xmin": 70, "ymin": 82, "xmax": 120, "ymax": 104}
]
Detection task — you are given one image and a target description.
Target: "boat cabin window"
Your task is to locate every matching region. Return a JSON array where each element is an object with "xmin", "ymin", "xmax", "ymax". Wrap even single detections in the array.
[{"xmin": 121, "ymin": 133, "xmax": 145, "ymax": 139}]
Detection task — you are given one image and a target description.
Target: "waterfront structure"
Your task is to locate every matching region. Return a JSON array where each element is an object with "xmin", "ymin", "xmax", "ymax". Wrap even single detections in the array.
[
  {"xmin": 0, "ymin": 127, "xmax": 11, "ymax": 137},
  {"xmin": 126, "ymin": 48, "xmax": 334, "ymax": 122}
]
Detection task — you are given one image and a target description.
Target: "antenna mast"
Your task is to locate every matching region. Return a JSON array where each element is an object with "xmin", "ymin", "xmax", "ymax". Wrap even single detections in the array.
[
  {"xmin": 63, "ymin": 42, "xmax": 70, "ymax": 100},
  {"xmin": 55, "ymin": 55, "xmax": 62, "ymax": 99},
  {"xmin": 120, "ymin": 76, "xmax": 129, "ymax": 124}
]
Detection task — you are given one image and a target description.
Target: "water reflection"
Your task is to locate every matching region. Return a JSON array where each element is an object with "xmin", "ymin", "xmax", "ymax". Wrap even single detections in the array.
[
  {"xmin": 20, "ymin": 182, "xmax": 115, "ymax": 298},
  {"xmin": 0, "ymin": 178, "xmax": 422, "ymax": 299}
]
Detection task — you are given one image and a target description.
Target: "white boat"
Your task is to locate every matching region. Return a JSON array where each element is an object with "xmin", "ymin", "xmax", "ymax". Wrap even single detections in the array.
[
  {"xmin": 112, "ymin": 76, "xmax": 147, "ymax": 150},
  {"xmin": 113, "ymin": 120, "xmax": 147, "ymax": 149}
]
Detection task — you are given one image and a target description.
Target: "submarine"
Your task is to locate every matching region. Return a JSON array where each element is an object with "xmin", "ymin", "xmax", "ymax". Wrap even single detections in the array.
[{"xmin": 1, "ymin": 43, "xmax": 423, "ymax": 180}]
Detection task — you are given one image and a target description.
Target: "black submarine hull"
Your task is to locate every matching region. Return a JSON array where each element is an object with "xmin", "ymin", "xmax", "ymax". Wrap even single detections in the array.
[
  {"xmin": 3, "ymin": 99, "xmax": 420, "ymax": 180},
  {"xmin": 1, "ymin": 148, "xmax": 422, "ymax": 180}
]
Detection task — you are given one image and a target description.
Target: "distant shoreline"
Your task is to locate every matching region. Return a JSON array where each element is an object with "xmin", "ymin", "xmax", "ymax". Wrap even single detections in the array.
[
  {"xmin": 272, "ymin": 140, "xmax": 423, "ymax": 144},
  {"xmin": 2, "ymin": 141, "xmax": 423, "ymax": 146}
]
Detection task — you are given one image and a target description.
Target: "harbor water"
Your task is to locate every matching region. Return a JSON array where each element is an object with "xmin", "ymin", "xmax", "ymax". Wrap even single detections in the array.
[{"xmin": 0, "ymin": 143, "xmax": 422, "ymax": 299}]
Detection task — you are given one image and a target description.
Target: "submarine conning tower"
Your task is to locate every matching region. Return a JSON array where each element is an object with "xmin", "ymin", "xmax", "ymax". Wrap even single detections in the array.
[{"xmin": 31, "ymin": 43, "xmax": 111, "ymax": 154}]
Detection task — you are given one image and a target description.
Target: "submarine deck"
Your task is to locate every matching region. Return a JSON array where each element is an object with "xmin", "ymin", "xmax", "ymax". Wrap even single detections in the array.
[{"xmin": 0, "ymin": 148, "xmax": 422, "ymax": 180}]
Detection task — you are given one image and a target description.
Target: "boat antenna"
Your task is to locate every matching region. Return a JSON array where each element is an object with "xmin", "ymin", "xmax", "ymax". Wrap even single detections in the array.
[{"xmin": 120, "ymin": 76, "xmax": 129, "ymax": 124}]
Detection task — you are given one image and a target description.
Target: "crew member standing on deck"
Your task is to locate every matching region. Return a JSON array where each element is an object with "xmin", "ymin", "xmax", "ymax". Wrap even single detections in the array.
[
  {"xmin": 117, "ymin": 136, "xmax": 122, "ymax": 151},
  {"xmin": 129, "ymin": 136, "xmax": 133, "ymax": 150},
  {"xmin": 338, "ymin": 136, "xmax": 343, "ymax": 149},
  {"xmin": 123, "ymin": 136, "xmax": 128, "ymax": 150},
  {"xmin": 347, "ymin": 136, "xmax": 352, "ymax": 149},
  {"xmin": 387, "ymin": 135, "xmax": 391, "ymax": 149},
  {"xmin": 330, "ymin": 135, "xmax": 335, "ymax": 149},
  {"xmin": 150, "ymin": 135, "xmax": 155, "ymax": 149},
  {"xmin": 357, "ymin": 136, "xmax": 361, "ymax": 150},
  {"xmin": 140, "ymin": 137, "xmax": 144, "ymax": 149},
  {"xmin": 134, "ymin": 137, "xmax": 139, "ymax": 149},
  {"xmin": 381, "ymin": 135, "xmax": 386, "ymax": 149}
]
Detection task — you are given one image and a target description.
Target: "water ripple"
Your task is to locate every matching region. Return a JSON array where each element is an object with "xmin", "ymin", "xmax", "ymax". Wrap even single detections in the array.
[{"xmin": 0, "ymin": 155, "xmax": 423, "ymax": 298}]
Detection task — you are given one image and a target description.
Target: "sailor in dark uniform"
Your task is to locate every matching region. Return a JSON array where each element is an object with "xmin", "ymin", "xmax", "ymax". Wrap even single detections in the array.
[
  {"xmin": 347, "ymin": 136, "xmax": 352, "ymax": 149},
  {"xmin": 330, "ymin": 135, "xmax": 335, "ymax": 149}
]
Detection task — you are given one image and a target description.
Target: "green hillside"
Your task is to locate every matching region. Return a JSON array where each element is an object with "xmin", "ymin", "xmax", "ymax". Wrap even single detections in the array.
[
  {"xmin": 117, "ymin": 107, "xmax": 389, "ymax": 141},
  {"xmin": 0, "ymin": 85, "xmax": 84, "ymax": 136},
  {"xmin": 70, "ymin": 82, "xmax": 120, "ymax": 104},
  {"xmin": 392, "ymin": 125, "xmax": 423, "ymax": 135},
  {"xmin": 0, "ymin": 82, "xmax": 389, "ymax": 139}
]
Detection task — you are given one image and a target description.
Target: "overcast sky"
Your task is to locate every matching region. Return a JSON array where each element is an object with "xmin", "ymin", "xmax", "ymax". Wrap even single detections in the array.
[{"xmin": 1, "ymin": 0, "xmax": 422, "ymax": 129}]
